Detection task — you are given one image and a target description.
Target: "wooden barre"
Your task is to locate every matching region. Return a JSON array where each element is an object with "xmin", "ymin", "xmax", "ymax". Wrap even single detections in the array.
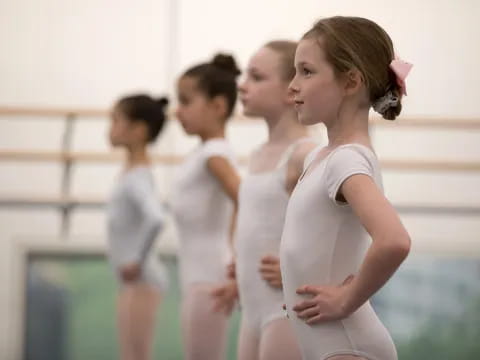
[
  {"xmin": 0, "ymin": 106, "xmax": 107, "ymax": 117},
  {"xmin": 0, "ymin": 149, "xmax": 479, "ymax": 171},
  {"xmin": 1, "ymin": 106, "xmax": 480, "ymax": 129},
  {"xmin": 0, "ymin": 150, "xmax": 183, "ymax": 164},
  {"xmin": 1, "ymin": 196, "xmax": 479, "ymax": 216}
]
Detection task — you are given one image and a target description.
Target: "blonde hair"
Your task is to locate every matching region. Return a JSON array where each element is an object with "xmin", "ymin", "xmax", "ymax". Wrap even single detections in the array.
[{"xmin": 264, "ymin": 40, "xmax": 297, "ymax": 82}]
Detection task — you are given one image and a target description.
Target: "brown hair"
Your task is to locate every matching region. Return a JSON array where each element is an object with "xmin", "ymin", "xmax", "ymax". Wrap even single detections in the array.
[
  {"xmin": 182, "ymin": 53, "xmax": 241, "ymax": 119},
  {"xmin": 303, "ymin": 16, "xmax": 401, "ymax": 120},
  {"xmin": 264, "ymin": 40, "xmax": 297, "ymax": 81}
]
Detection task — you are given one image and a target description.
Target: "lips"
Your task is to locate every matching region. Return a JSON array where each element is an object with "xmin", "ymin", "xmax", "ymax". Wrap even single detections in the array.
[{"xmin": 294, "ymin": 99, "xmax": 304, "ymax": 108}]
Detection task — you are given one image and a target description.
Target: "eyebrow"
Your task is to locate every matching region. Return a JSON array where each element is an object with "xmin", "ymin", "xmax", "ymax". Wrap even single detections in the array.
[{"xmin": 296, "ymin": 61, "xmax": 312, "ymax": 66}]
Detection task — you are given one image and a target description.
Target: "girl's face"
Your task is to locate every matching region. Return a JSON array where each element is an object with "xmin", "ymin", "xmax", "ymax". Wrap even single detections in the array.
[
  {"xmin": 109, "ymin": 106, "xmax": 133, "ymax": 147},
  {"xmin": 108, "ymin": 105, "xmax": 147, "ymax": 147},
  {"xmin": 289, "ymin": 38, "xmax": 345, "ymax": 126},
  {"xmin": 175, "ymin": 76, "xmax": 217, "ymax": 136},
  {"xmin": 238, "ymin": 46, "xmax": 292, "ymax": 118}
]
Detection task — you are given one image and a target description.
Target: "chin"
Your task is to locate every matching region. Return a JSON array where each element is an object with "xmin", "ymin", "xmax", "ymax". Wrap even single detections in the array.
[
  {"xmin": 183, "ymin": 127, "xmax": 195, "ymax": 136},
  {"xmin": 109, "ymin": 138, "xmax": 121, "ymax": 147},
  {"xmin": 242, "ymin": 107, "xmax": 260, "ymax": 118}
]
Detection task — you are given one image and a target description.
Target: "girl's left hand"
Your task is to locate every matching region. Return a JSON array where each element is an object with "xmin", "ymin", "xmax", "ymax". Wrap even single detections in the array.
[
  {"xmin": 120, "ymin": 263, "xmax": 141, "ymax": 282},
  {"xmin": 210, "ymin": 280, "xmax": 238, "ymax": 315},
  {"xmin": 292, "ymin": 275, "xmax": 355, "ymax": 325}
]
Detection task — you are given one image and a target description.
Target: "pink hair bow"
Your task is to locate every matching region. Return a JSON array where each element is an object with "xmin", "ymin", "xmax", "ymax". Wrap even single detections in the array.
[{"xmin": 390, "ymin": 57, "xmax": 413, "ymax": 96}]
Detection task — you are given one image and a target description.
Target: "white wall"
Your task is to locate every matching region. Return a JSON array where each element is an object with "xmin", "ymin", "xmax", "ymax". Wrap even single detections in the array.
[
  {"xmin": 0, "ymin": 0, "xmax": 173, "ymax": 107},
  {"xmin": 0, "ymin": 1, "xmax": 480, "ymax": 359}
]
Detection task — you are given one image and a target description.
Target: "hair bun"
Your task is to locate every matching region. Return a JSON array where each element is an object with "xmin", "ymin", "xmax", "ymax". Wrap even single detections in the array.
[
  {"xmin": 211, "ymin": 53, "xmax": 241, "ymax": 77},
  {"xmin": 155, "ymin": 96, "xmax": 169, "ymax": 109},
  {"xmin": 372, "ymin": 90, "xmax": 402, "ymax": 121}
]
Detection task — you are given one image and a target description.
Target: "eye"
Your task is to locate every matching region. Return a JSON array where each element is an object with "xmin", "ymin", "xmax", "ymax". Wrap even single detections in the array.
[
  {"xmin": 250, "ymin": 72, "xmax": 263, "ymax": 82},
  {"xmin": 178, "ymin": 95, "xmax": 189, "ymax": 105},
  {"xmin": 248, "ymin": 68, "xmax": 264, "ymax": 82},
  {"xmin": 302, "ymin": 66, "xmax": 313, "ymax": 76}
]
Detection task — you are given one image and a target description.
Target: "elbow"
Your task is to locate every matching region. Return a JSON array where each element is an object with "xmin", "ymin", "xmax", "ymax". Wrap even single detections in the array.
[
  {"xmin": 377, "ymin": 231, "xmax": 411, "ymax": 263},
  {"xmin": 148, "ymin": 213, "xmax": 164, "ymax": 233},
  {"xmin": 154, "ymin": 215, "xmax": 164, "ymax": 232},
  {"xmin": 389, "ymin": 232, "xmax": 411, "ymax": 262},
  {"xmin": 396, "ymin": 234, "xmax": 411, "ymax": 260}
]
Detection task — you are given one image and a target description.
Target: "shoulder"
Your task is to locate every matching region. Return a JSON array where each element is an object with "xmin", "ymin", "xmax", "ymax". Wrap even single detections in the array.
[{"xmin": 202, "ymin": 138, "xmax": 234, "ymax": 158}]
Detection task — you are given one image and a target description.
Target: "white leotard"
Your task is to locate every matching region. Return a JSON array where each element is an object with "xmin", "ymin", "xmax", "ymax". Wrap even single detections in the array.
[
  {"xmin": 280, "ymin": 144, "xmax": 397, "ymax": 360},
  {"xmin": 235, "ymin": 139, "xmax": 315, "ymax": 332},
  {"xmin": 107, "ymin": 166, "xmax": 168, "ymax": 291},
  {"xmin": 171, "ymin": 138, "xmax": 237, "ymax": 290}
]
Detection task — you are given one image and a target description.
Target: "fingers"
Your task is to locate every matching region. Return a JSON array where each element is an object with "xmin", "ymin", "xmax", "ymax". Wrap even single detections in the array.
[
  {"xmin": 261, "ymin": 255, "xmax": 279, "ymax": 265},
  {"xmin": 268, "ymin": 280, "xmax": 283, "ymax": 288},
  {"xmin": 210, "ymin": 287, "xmax": 225, "ymax": 297},
  {"xmin": 211, "ymin": 292, "xmax": 227, "ymax": 312},
  {"xmin": 226, "ymin": 262, "xmax": 236, "ymax": 279},
  {"xmin": 296, "ymin": 306, "xmax": 319, "ymax": 319},
  {"xmin": 305, "ymin": 313, "xmax": 326, "ymax": 325},
  {"xmin": 259, "ymin": 262, "xmax": 279, "ymax": 272},
  {"xmin": 212, "ymin": 294, "xmax": 236, "ymax": 314},
  {"xmin": 296, "ymin": 285, "xmax": 321, "ymax": 296},
  {"xmin": 292, "ymin": 299, "xmax": 317, "ymax": 312},
  {"xmin": 342, "ymin": 274, "xmax": 355, "ymax": 285},
  {"xmin": 121, "ymin": 270, "xmax": 134, "ymax": 282},
  {"xmin": 261, "ymin": 272, "xmax": 280, "ymax": 281},
  {"xmin": 260, "ymin": 273, "xmax": 282, "ymax": 287},
  {"xmin": 224, "ymin": 301, "xmax": 235, "ymax": 315}
]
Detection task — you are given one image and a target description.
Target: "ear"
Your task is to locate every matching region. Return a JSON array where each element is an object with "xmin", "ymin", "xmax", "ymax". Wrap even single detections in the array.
[
  {"xmin": 131, "ymin": 120, "xmax": 149, "ymax": 143},
  {"xmin": 343, "ymin": 68, "xmax": 364, "ymax": 96},
  {"xmin": 210, "ymin": 95, "xmax": 229, "ymax": 119}
]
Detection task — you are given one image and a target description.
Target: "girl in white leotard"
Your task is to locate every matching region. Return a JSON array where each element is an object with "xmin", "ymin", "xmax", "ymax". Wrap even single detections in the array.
[
  {"xmin": 107, "ymin": 94, "xmax": 169, "ymax": 360},
  {"xmin": 280, "ymin": 17, "xmax": 413, "ymax": 360},
  {"xmin": 212, "ymin": 41, "xmax": 317, "ymax": 360},
  {"xmin": 171, "ymin": 54, "xmax": 241, "ymax": 360}
]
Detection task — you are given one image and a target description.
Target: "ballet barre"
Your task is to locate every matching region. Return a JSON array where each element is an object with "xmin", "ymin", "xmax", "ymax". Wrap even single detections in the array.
[
  {"xmin": 1, "ymin": 106, "xmax": 480, "ymax": 128},
  {"xmin": 0, "ymin": 150, "xmax": 479, "ymax": 172},
  {"xmin": 1, "ymin": 107, "xmax": 479, "ymax": 237}
]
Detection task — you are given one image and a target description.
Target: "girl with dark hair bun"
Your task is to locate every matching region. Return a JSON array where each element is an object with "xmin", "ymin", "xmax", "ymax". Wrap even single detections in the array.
[
  {"xmin": 170, "ymin": 53, "xmax": 242, "ymax": 360},
  {"xmin": 107, "ymin": 93, "xmax": 169, "ymax": 360}
]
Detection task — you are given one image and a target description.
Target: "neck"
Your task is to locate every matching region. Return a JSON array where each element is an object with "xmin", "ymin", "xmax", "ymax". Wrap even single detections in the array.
[
  {"xmin": 264, "ymin": 107, "xmax": 308, "ymax": 145},
  {"xmin": 127, "ymin": 144, "xmax": 150, "ymax": 168},
  {"xmin": 199, "ymin": 120, "xmax": 226, "ymax": 142},
  {"xmin": 326, "ymin": 105, "xmax": 371, "ymax": 148}
]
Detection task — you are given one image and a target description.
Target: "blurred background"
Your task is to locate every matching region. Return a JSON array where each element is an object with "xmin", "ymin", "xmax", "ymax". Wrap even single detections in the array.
[{"xmin": 0, "ymin": 0, "xmax": 479, "ymax": 359}]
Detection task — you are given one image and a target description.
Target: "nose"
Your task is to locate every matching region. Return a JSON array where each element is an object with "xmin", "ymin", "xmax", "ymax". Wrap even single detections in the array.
[
  {"xmin": 238, "ymin": 79, "xmax": 247, "ymax": 94},
  {"xmin": 288, "ymin": 75, "xmax": 300, "ymax": 94},
  {"xmin": 174, "ymin": 107, "xmax": 182, "ymax": 120}
]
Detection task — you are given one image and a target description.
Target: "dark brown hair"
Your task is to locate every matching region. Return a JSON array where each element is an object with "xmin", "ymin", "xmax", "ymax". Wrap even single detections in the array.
[
  {"xmin": 182, "ymin": 53, "xmax": 241, "ymax": 118},
  {"xmin": 117, "ymin": 94, "xmax": 169, "ymax": 142}
]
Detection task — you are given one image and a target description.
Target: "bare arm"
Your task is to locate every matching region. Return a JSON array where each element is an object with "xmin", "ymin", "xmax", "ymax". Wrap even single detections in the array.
[
  {"xmin": 339, "ymin": 175, "xmax": 411, "ymax": 312},
  {"xmin": 207, "ymin": 156, "xmax": 241, "ymax": 205}
]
